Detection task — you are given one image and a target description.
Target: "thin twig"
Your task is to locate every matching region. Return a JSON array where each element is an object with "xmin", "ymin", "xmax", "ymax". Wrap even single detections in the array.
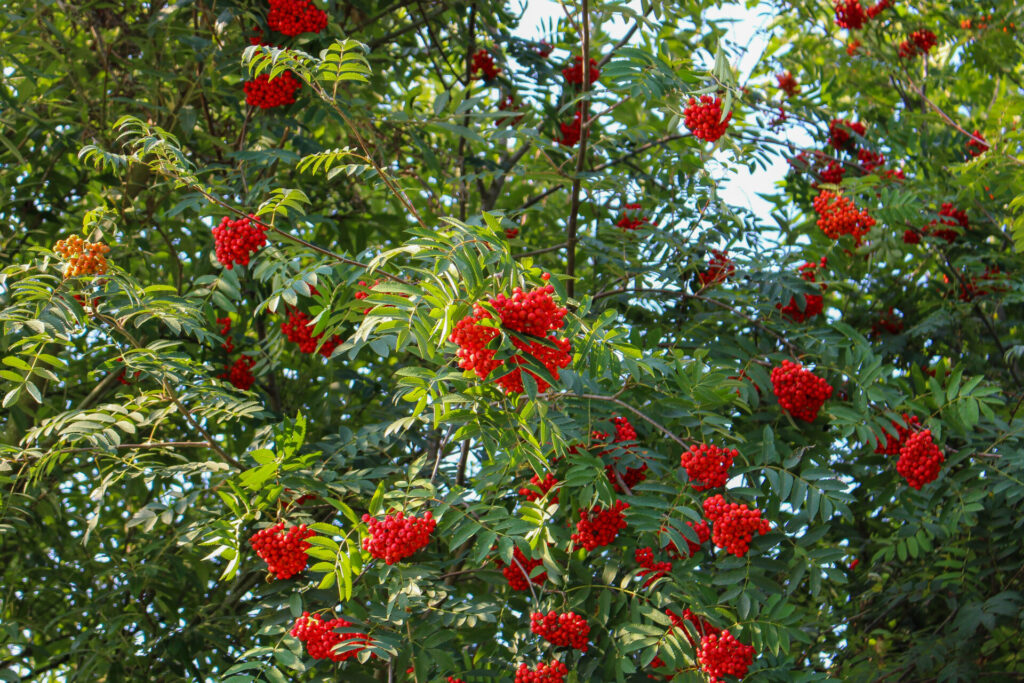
[{"xmin": 564, "ymin": 0, "xmax": 592, "ymax": 299}]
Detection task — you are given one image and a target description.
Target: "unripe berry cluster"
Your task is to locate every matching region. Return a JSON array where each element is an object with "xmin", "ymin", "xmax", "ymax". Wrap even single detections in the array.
[
  {"xmin": 472, "ymin": 49, "xmax": 500, "ymax": 80},
  {"xmin": 572, "ymin": 500, "xmax": 629, "ymax": 551},
  {"xmin": 771, "ymin": 360, "xmax": 833, "ymax": 422},
  {"xmin": 616, "ymin": 202, "xmax": 647, "ymax": 230},
  {"xmin": 697, "ymin": 630, "xmax": 756, "ymax": 683},
  {"xmin": 249, "ymin": 521, "xmax": 314, "ymax": 579},
  {"xmin": 280, "ymin": 309, "xmax": 342, "ymax": 357},
  {"xmin": 244, "ymin": 71, "xmax": 302, "ymax": 109},
  {"xmin": 530, "ymin": 611, "xmax": 590, "ymax": 652},
  {"xmin": 515, "ymin": 660, "xmax": 568, "ymax": 683},
  {"xmin": 290, "ymin": 612, "xmax": 373, "ymax": 661},
  {"xmin": 219, "ymin": 355, "xmax": 256, "ymax": 390},
  {"xmin": 776, "ymin": 71, "xmax": 800, "ymax": 97},
  {"xmin": 827, "ymin": 118, "xmax": 866, "ymax": 150},
  {"xmin": 54, "ymin": 235, "xmax": 111, "ymax": 278},
  {"xmin": 874, "ymin": 413, "xmax": 921, "ymax": 455},
  {"xmin": 683, "ymin": 95, "xmax": 732, "ymax": 142},
  {"xmin": 361, "ymin": 510, "xmax": 436, "ymax": 564},
  {"xmin": 562, "ymin": 56, "xmax": 600, "ymax": 85},
  {"xmin": 267, "ymin": 0, "xmax": 328, "ymax": 36},
  {"xmin": 812, "ymin": 190, "xmax": 875, "ymax": 243},
  {"xmin": 635, "ymin": 546, "xmax": 673, "ymax": 587},
  {"xmin": 212, "ymin": 214, "xmax": 266, "ymax": 269},
  {"xmin": 896, "ymin": 429, "xmax": 944, "ymax": 489},
  {"xmin": 703, "ymin": 495, "xmax": 772, "ymax": 557},
  {"xmin": 680, "ymin": 443, "xmax": 738, "ymax": 491},
  {"xmin": 449, "ymin": 283, "xmax": 572, "ymax": 394},
  {"xmin": 834, "ymin": 0, "xmax": 868, "ymax": 29},
  {"xmin": 519, "ymin": 472, "xmax": 559, "ymax": 503},
  {"xmin": 556, "ymin": 110, "xmax": 582, "ymax": 146},
  {"xmin": 777, "ymin": 258, "xmax": 827, "ymax": 323},
  {"xmin": 496, "ymin": 546, "xmax": 547, "ymax": 590},
  {"xmin": 698, "ymin": 250, "xmax": 735, "ymax": 287}
]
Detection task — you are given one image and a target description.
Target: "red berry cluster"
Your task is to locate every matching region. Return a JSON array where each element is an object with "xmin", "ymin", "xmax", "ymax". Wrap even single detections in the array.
[
  {"xmin": 267, "ymin": 0, "xmax": 328, "ymax": 36},
  {"xmin": 827, "ymin": 118, "xmax": 866, "ymax": 150},
  {"xmin": 680, "ymin": 443, "xmax": 738, "ymax": 491},
  {"xmin": 616, "ymin": 202, "xmax": 647, "ymax": 230},
  {"xmin": 472, "ymin": 49, "xmax": 501, "ymax": 80},
  {"xmin": 519, "ymin": 472, "xmax": 559, "ymax": 503},
  {"xmin": 668, "ymin": 607, "xmax": 721, "ymax": 639},
  {"xmin": 660, "ymin": 519, "xmax": 711, "ymax": 559},
  {"xmin": 290, "ymin": 612, "xmax": 374, "ymax": 661},
  {"xmin": 897, "ymin": 429, "xmax": 944, "ymax": 489},
  {"xmin": 600, "ymin": 416, "xmax": 647, "ymax": 492},
  {"xmin": 635, "ymin": 546, "xmax": 673, "ymax": 587},
  {"xmin": 777, "ymin": 257, "xmax": 827, "ymax": 323},
  {"xmin": 249, "ymin": 522, "xmax": 314, "ymax": 579},
  {"xmin": 496, "ymin": 546, "xmax": 547, "ymax": 590},
  {"xmin": 515, "ymin": 660, "xmax": 568, "ymax": 683},
  {"xmin": 244, "ymin": 71, "xmax": 302, "ymax": 109},
  {"xmin": 217, "ymin": 316, "xmax": 234, "ymax": 353},
  {"xmin": 280, "ymin": 309, "xmax": 342, "ymax": 356},
  {"xmin": 212, "ymin": 214, "xmax": 267, "ymax": 269},
  {"xmin": 535, "ymin": 41, "xmax": 553, "ymax": 58},
  {"xmin": 769, "ymin": 106, "xmax": 788, "ymax": 130},
  {"xmin": 572, "ymin": 500, "xmax": 629, "ymax": 551},
  {"xmin": 697, "ymin": 630, "xmax": 756, "ymax": 683},
  {"xmin": 498, "ymin": 94, "xmax": 525, "ymax": 127},
  {"xmin": 874, "ymin": 413, "xmax": 921, "ymax": 456},
  {"xmin": 447, "ymin": 678, "xmax": 466, "ymax": 683},
  {"xmin": 530, "ymin": 611, "xmax": 590, "ymax": 652},
  {"xmin": 870, "ymin": 307, "xmax": 904, "ymax": 336},
  {"xmin": 867, "ymin": 0, "xmax": 891, "ymax": 18},
  {"xmin": 703, "ymin": 495, "xmax": 772, "ymax": 557},
  {"xmin": 449, "ymin": 283, "xmax": 572, "ymax": 394},
  {"xmin": 967, "ymin": 129, "xmax": 989, "ymax": 157},
  {"xmin": 683, "ymin": 95, "xmax": 732, "ymax": 142},
  {"xmin": 562, "ymin": 56, "xmax": 600, "ymax": 85},
  {"xmin": 899, "ymin": 29, "xmax": 938, "ymax": 59},
  {"xmin": 924, "ymin": 203, "xmax": 969, "ymax": 243},
  {"xmin": 812, "ymin": 190, "xmax": 876, "ymax": 243},
  {"xmin": 219, "ymin": 355, "xmax": 257, "ymax": 390},
  {"xmin": 771, "ymin": 360, "xmax": 833, "ymax": 422},
  {"xmin": 698, "ymin": 250, "xmax": 735, "ymax": 287},
  {"xmin": 819, "ymin": 159, "xmax": 845, "ymax": 184},
  {"xmin": 834, "ymin": 0, "xmax": 868, "ymax": 29},
  {"xmin": 361, "ymin": 510, "xmax": 436, "ymax": 565},
  {"xmin": 776, "ymin": 71, "xmax": 800, "ymax": 97},
  {"xmin": 857, "ymin": 148, "xmax": 886, "ymax": 173},
  {"xmin": 555, "ymin": 110, "xmax": 582, "ymax": 146}
]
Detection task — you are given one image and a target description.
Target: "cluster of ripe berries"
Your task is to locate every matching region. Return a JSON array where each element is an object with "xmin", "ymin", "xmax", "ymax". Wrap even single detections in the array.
[
  {"xmin": 896, "ymin": 429, "xmax": 945, "ymax": 489},
  {"xmin": 898, "ymin": 29, "xmax": 938, "ymax": 59},
  {"xmin": 290, "ymin": 612, "xmax": 373, "ymax": 662},
  {"xmin": 635, "ymin": 546, "xmax": 673, "ymax": 586},
  {"xmin": 555, "ymin": 109, "xmax": 582, "ymax": 146},
  {"xmin": 496, "ymin": 546, "xmax": 547, "ymax": 590},
  {"xmin": 519, "ymin": 471, "xmax": 559, "ymax": 503},
  {"xmin": 571, "ymin": 500, "xmax": 629, "ymax": 551},
  {"xmin": 777, "ymin": 258, "xmax": 827, "ymax": 323},
  {"xmin": 827, "ymin": 118, "xmax": 866, "ymax": 150},
  {"xmin": 683, "ymin": 95, "xmax": 732, "ymax": 142},
  {"xmin": 280, "ymin": 309, "xmax": 343, "ymax": 357},
  {"xmin": 697, "ymin": 630, "xmax": 757, "ymax": 683},
  {"xmin": 698, "ymin": 250, "xmax": 735, "ymax": 287},
  {"xmin": 267, "ymin": 0, "xmax": 327, "ymax": 35},
  {"xmin": 870, "ymin": 307, "xmax": 904, "ymax": 336},
  {"xmin": 244, "ymin": 71, "xmax": 302, "ymax": 109},
  {"xmin": 497, "ymin": 94, "xmax": 525, "ymax": 128},
  {"xmin": 950, "ymin": 265, "xmax": 1006, "ymax": 302},
  {"xmin": 857, "ymin": 148, "xmax": 886, "ymax": 173},
  {"xmin": 703, "ymin": 495, "xmax": 772, "ymax": 557},
  {"xmin": 529, "ymin": 611, "xmax": 590, "ymax": 651},
  {"xmin": 449, "ymin": 280, "xmax": 572, "ymax": 394},
  {"xmin": 771, "ymin": 360, "xmax": 833, "ymax": 422},
  {"xmin": 472, "ymin": 49, "xmax": 501, "ymax": 80},
  {"xmin": 54, "ymin": 235, "xmax": 111, "ymax": 278},
  {"xmin": 249, "ymin": 522, "xmax": 314, "ymax": 579},
  {"xmin": 667, "ymin": 607, "xmax": 720, "ymax": 640},
  {"xmin": 812, "ymin": 190, "xmax": 876, "ymax": 243},
  {"xmin": 834, "ymin": 0, "xmax": 890, "ymax": 30},
  {"xmin": 616, "ymin": 202, "xmax": 647, "ymax": 230},
  {"xmin": 680, "ymin": 443, "xmax": 737, "ymax": 491},
  {"xmin": 361, "ymin": 510, "xmax": 436, "ymax": 564},
  {"xmin": 776, "ymin": 71, "xmax": 800, "ymax": 97},
  {"xmin": 874, "ymin": 413, "xmax": 921, "ymax": 455},
  {"xmin": 514, "ymin": 659, "xmax": 568, "ymax": 683},
  {"xmin": 219, "ymin": 355, "xmax": 257, "ymax": 390},
  {"xmin": 212, "ymin": 214, "xmax": 267, "ymax": 269},
  {"xmin": 217, "ymin": 316, "xmax": 235, "ymax": 353},
  {"xmin": 967, "ymin": 129, "xmax": 989, "ymax": 157},
  {"xmin": 928, "ymin": 203, "xmax": 969, "ymax": 243},
  {"xmin": 599, "ymin": 416, "xmax": 649, "ymax": 492},
  {"xmin": 562, "ymin": 56, "xmax": 600, "ymax": 85}
]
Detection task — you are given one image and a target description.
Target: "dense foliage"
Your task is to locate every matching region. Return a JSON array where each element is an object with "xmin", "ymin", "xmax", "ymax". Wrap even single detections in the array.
[{"xmin": 2, "ymin": 0, "xmax": 1024, "ymax": 681}]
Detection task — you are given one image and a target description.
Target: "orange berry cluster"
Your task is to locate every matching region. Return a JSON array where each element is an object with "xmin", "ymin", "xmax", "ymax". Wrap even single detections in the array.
[
  {"xmin": 777, "ymin": 257, "xmax": 827, "ymax": 323},
  {"xmin": 697, "ymin": 630, "xmax": 756, "ymax": 683},
  {"xmin": 212, "ymin": 214, "xmax": 266, "ymax": 269},
  {"xmin": 472, "ymin": 49, "xmax": 500, "ymax": 80},
  {"xmin": 280, "ymin": 310, "xmax": 342, "ymax": 357},
  {"xmin": 771, "ymin": 360, "xmax": 833, "ymax": 422},
  {"xmin": 703, "ymin": 495, "xmax": 772, "ymax": 557},
  {"xmin": 680, "ymin": 443, "xmax": 738, "ymax": 491},
  {"xmin": 529, "ymin": 611, "xmax": 590, "ymax": 652},
  {"xmin": 361, "ymin": 510, "xmax": 436, "ymax": 565},
  {"xmin": 874, "ymin": 413, "xmax": 921, "ymax": 456},
  {"xmin": 249, "ymin": 522, "xmax": 314, "ymax": 579},
  {"xmin": 562, "ymin": 56, "xmax": 600, "ymax": 85},
  {"xmin": 635, "ymin": 546, "xmax": 673, "ymax": 587},
  {"xmin": 244, "ymin": 71, "xmax": 302, "ymax": 109},
  {"xmin": 219, "ymin": 355, "xmax": 256, "ymax": 390},
  {"xmin": 496, "ymin": 546, "xmax": 547, "ymax": 590},
  {"xmin": 290, "ymin": 612, "xmax": 374, "ymax": 662},
  {"xmin": 812, "ymin": 190, "xmax": 875, "ymax": 243},
  {"xmin": 776, "ymin": 71, "xmax": 800, "ymax": 97},
  {"xmin": 54, "ymin": 235, "xmax": 111, "ymax": 278},
  {"xmin": 699, "ymin": 250, "xmax": 735, "ymax": 287},
  {"xmin": 571, "ymin": 500, "xmax": 629, "ymax": 551},
  {"xmin": 683, "ymin": 95, "xmax": 732, "ymax": 142},
  {"xmin": 896, "ymin": 429, "xmax": 944, "ymax": 489},
  {"xmin": 555, "ymin": 109, "xmax": 582, "ymax": 146},
  {"xmin": 515, "ymin": 659, "xmax": 568, "ymax": 683},
  {"xmin": 449, "ymin": 283, "xmax": 572, "ymax": 394},
  {"xmin": 267, "ymin": 0, "xmax": 327, "ymax": 36},
  {"xmin": 519, "ymin": 472, "xmax": 559, "ymax": 503},
  {"xmin": 616, "ymin": 202, "xmax": 647, "ymax": 230}
]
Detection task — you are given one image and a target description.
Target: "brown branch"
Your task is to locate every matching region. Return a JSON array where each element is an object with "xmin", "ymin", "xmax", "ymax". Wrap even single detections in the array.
[{"xmin": 565, "ymin": 0, "xmax": 592, "ymax": 300}]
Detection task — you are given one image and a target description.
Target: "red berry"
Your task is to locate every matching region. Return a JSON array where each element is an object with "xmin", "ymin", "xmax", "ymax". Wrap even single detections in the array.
[
  {"xmin": 827, "ymin": 118, "xmax": 866, "ymax": 150},
  {"xmin": 361, "ymin": 511, "xmax": 435, "ymax": 565},
  {"xmin": 249, "ymin": 522, "xmax": 314, "ymax": 579},
  {"xmin": 280, "ymin": 309, "xmax": 343, "ymax": 357},
  {"xmin": 219, "ymin": 354, "xmax": 257, "ymax": 390},
  {"xmin": 495, "ymin": 546, "xmax": 547, "ymax": 590},
  {"xmin": 634, "ymin": 546, "xmax": 673, "ymax": 587},
  {"xmin": 667, "ymin": 607, "xmax": 721, "ymax": 638},
  {"xmin": 812, "ymin": 190, "xmax": 875, "ymax": 244},
  {"xmin": 519, "ymin": 472, "xmax": 560, "ymax": 503},
  {"xmin": 530, "ymin": 611, "xmax": 590, "ymax": 652},
  {"xmin": 680, "ymin": 443, "xmax": 738, "ymax": 491},
  {"xmin": 896, "ymin": 429, "xmax": 944, "ymax": 489},
  {"xmin": 267, "ymin": 0, "xmax": 327, "ymax": 36},
  {"xmin": 290, "ymin": 612, "xmax": 375, "ymax": 661},
  {"xmin": 616, "ymin": 202, "xmax": 647, "ymax": 230},
  {"xmin": 770, "ymin": 360, "xmax": 833, "ymax": 422},
  {"xmin": 562, "ymin": 56, "xmax": 600, "ymax": 85},
  {"xmin": 697, "ymin": 630, "xmax": 756, "ymax": 683},
  {"xmin": 703, "ymin": 495, "xmax": 772, "ymax": 557},
  {"xmin": 555, "ymin": 109, "xmax": 583, "ymax": 146},
  {"xmin": 683, "ymin": 95, "xmax": 731, "ymax": 142},
  {"xmin": 472, "ymin": 49, "xmax": 501, "ymax": 80},
  {"xmin": 967, "ymin": 129, "xmax": 989, "ymax": 157},
  {"xmin": 775, "ymin": 71, "xmax": 800, "ymax": 97},
  {"xmin": 514, "ymin": 660, "xmax": 568, "ymax": 683},
  {"xmin": 212, "ymin": 214, "xmax": 267, "ymax": 269},
  {"xmin": 243, "ymin": 71, "xmax": 302, "ymax": 109},
  {"xmin": 834, "ymin": 0, "xmax": 869, "ymax": 30},
  {"xmin": 572, "ymin": 500, "xmax": 629, "ymax": 551},
  {"xmin": 776, "ymin": 257, "xmax": 827, "ymax": 323}
]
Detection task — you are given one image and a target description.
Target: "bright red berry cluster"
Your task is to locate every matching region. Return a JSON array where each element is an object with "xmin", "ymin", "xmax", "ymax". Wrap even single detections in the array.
[
  {"xmin": 212, "ymin": 214, "xmax": 267, "ymax": 269},
  {"xmin": 217, "ymin": 316, "xmax": 234, "ymax": 353},
  {"xmin": 866, "ymin": 0, "xmax": 891, "ymax": 18},
  {"xmin": 290, "ymin": 612, "xmax": 374, "ymax": 661},
  {"xmin": 556, "ymin": 110, "xmax": 582, "ymax": 146},
  {"xmin": 635, "ymin": 546, "xmax": 673, "ymax": 586},
  {"xmin": 967, "ymin": 129, "xmax": 989, "ymax": 157},
  {"xmin": 857, "ymin": 148, "xmax": 886, "ymax": 173},
  {"xmin": 698, "ymin": 250, "xmax": 735, "ymax": 287},
  {"xmin": 703, "ymin": 495, "xmax": 772, "ymax": 557},
  {"xmin": 697, "ymin": 630, "xmax": 756, "ymax": 683},
  {"xmin": 683, "ymin": 95, "xmax": 732, "ymax": 142},
  {"xmin": 472, "ymin": 49, "xmax": 500, "ymax": 80},
  {"xmin": 925, "ymin": 202, "xmax": 969, "ymax": 243},
  {"xmin": 361, "ymin": 511, "xmax": 436, "ymax": 565},
  {"xmin": 280, "ymin": 309, "xmax": 342, "ymax": 357},
  {"xmin": 572, "ymin": 500, "xmax": 629, "ymax": 551},
  {"xmin": 827, "ymin": 118, "xmax": 866, "ymax": 150},
  {"xmin": 777, "ymin": 258, "xmax": 827, "ymax": 323},
  {"xmin": 616, "ymin": 202, "xmax": 647, "ymax": 230},
  {"xmin": 818, "ymin": 159, "xmax": 845, "ymax": 184},
  {"xmin": 496, "ymin": 546, "xmax": 547, "ymax": 590},
  {"xmin": 562, "ymin": 56, "xmax": 600, "ymax": 85},
  {"xmin": 680, "ymin": 443, "xmax": 738, "ymax": 491},
  {"xmin": 896, "ymin": 429, "xmax": 944, "ymax": 489},
  {"xmin": 267, "ymin": 0, "xmax": 328, "ymax": 36},
  {"xmin": 447, "ymin": 678, "xmax": 466, "ymax": 683},
  {"xmin": 519, "ymin": 472, "xmax": 559, "ymax": 503},
  {"xmin": 449, "ymin": 283, "xmax": 572, "ymax": 394},
  {"xmin": 249, "ymin": 522, "xmax": 314, "ymax": 579},
  {"xmin": 668, "ymin": 607, "xmax": 720, "ymax": 639},
  {"xmin": 244, "ymin": 71, "xmax": 302, "ymax": 109},
  {"xmin": 874, "ymin": 413, "xmax": 921, "ymax": 455},
  {"xmin": 902, "ymin": 29, "xmax": 938, "ymax": 59},
  {"xmin": 834, "ymin": 0, "xmax": 868, "ymax": 29},
  {"xmin": 812, "ymin": 190, "xmax": 875, "ymax": 243},
  {"xmin": 219, "ymin": 355, "xmax": 257, "ymax": 390},
  {"xmin": 530, "ymin": 611, "xmax": 590, "ymax": 652},
  {"xmin": 515, "ymin": 660, "xmax": 568, "ymax": 683},
  {"xmin": 498, "ymin": 94, "xmax": 525, "ymax": 127},
  {"xmin": 776, "ymin": 71, "xmax": 800, "ymax": 97},
  {"xmin": 661, "ymin": 519, "xmax": 711, "ymax": 558},
  {"xmin": 771, "ymin": 360, "xmax": 833, "ymax": 422}
]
